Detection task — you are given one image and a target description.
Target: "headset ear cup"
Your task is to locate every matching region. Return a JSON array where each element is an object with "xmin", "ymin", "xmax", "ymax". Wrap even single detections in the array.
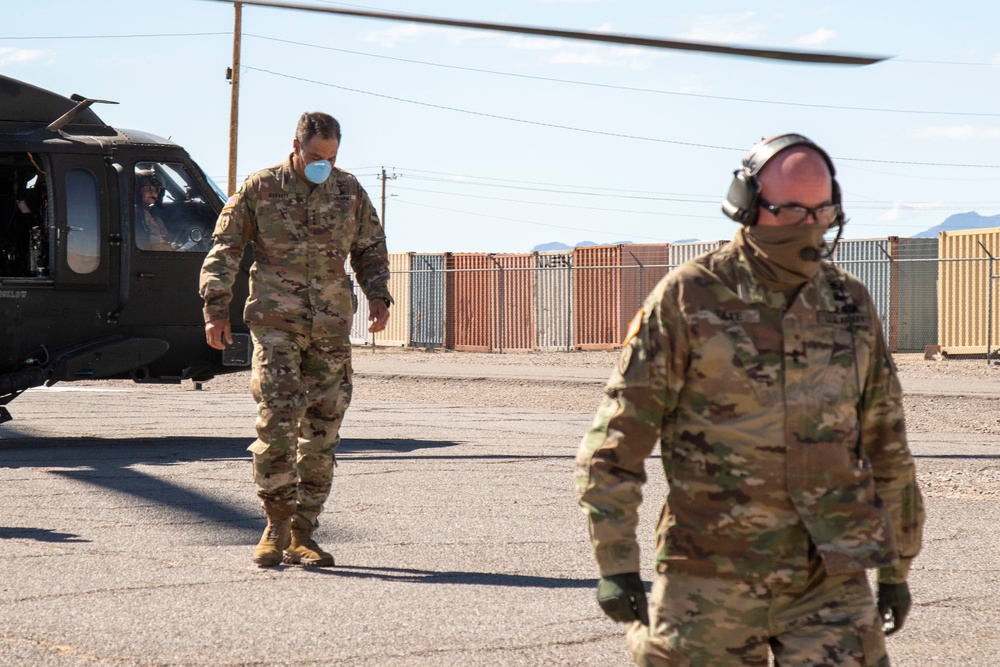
[{"xmin": 722, "ymin": 170, "xmax": 760, "ymax": 225}]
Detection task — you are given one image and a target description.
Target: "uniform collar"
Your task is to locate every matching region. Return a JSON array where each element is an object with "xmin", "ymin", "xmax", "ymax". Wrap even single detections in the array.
[{"xmin": 729, "ymin": 234, "xmax": 838, "ymax": 313}]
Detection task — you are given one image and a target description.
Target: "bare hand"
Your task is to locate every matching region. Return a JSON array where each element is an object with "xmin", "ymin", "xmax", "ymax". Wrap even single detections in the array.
[
  {"xmin": 205, "ymin": 318, "xmax": 233, "ymax": 350},
  {"xmin": 368, "ymin": 299, "xmax": 390, "ymax": 333}
]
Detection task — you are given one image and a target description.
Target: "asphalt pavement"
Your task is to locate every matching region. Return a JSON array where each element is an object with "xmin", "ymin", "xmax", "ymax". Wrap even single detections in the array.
[{"xmin": 1, "ymin": 360, "xmax": 998, "ymax": 666}]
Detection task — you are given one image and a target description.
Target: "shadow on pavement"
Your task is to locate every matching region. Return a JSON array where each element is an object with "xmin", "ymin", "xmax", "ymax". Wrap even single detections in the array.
[
  {"xmin": 1, "ymin": 437, "xmax": 464, "ymax": 543},
  {"xmin": 311, "ymin": 564, "xmax": 599, "ymax": 589},
  {"xmin": 0, "ymin": 527, "xmax": 90, "ymax": 543}
]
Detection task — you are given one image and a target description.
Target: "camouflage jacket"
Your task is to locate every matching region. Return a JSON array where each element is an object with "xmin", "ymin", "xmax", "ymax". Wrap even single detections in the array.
[
  {"xmin": 199, "ymin": 155, "xmax": 391, "ymax": 337},
  {"xmin": 575, "ymin": 241, "xmax": 925, "ymax": 588}
]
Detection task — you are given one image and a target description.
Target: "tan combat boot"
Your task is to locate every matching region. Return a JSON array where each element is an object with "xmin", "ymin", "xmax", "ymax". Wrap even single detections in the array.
[
  {"xmin": 252, "ymin": 505, "xmax": 293, "ymax": 567},
  {"xmin": 283, "ymin": 515, "xmax": 335, "ymax": 567}
]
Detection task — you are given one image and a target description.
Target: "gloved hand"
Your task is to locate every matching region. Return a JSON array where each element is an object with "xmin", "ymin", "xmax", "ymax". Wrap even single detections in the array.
[
  {"xmin": 877, "ymin": 582, "xmax": 911, "ymax": 636},
  {"xmin": 596, "ymin": 573, "xmax": 649, "ymax": 625}
]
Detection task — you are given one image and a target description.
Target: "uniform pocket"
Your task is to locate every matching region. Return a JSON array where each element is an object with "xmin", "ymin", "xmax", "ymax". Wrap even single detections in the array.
[
  {"xmin": 857, "ymin": 609, "xmax": 889, "ymax": 667},
  {"xmin": 627, "ymin": 622, "xmax": 691, "ymax": 667},
  {"xmin": 899, "ymin": 482, "xmax": 925, "ymax": 557}
]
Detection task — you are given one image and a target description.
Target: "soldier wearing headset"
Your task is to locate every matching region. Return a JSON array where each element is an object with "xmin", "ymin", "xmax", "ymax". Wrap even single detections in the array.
[{"xmin": 576, "ymin": 134, "xmax": 924, "ymax": 666}]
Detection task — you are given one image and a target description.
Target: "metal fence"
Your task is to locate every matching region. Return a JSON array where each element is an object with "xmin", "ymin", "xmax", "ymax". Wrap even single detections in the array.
[{"xmin": 345, "ymin": 237, "xmax": 1000, "ymax": 357}]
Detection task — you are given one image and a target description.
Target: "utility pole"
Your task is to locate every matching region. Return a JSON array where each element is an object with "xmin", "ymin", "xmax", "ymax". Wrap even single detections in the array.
[
  {"xmin": 379, "ymin": 167, "xmax": 397, "ymax": 230},
  {"xmin": 226, "ymin": 2, "xmax": 243, "ymax": 197}
]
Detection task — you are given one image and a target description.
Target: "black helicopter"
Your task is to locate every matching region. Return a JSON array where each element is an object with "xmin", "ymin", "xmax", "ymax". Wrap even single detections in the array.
[{"xmin": 0, "ymin": 75, "xmax": 251, "ymax": 423}]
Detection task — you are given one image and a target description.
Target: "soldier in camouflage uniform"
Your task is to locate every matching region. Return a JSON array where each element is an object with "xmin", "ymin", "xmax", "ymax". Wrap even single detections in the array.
[
  {"xmin": 200, "ymin": 112, "xmax": 392, "ymax": 568},
  {"xmin": 575, "ymin": 134, "xmax": 924, "ymax": 666}
]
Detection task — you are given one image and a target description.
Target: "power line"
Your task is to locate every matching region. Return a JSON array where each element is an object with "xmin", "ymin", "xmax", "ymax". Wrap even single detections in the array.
[
  {"xmin": 244, "ymin": 65, "xmax": 1000, "ymax": 169},
  {"xmin": 401, "ymin": 175, "xmax": 719, "ymax": 203},
  {"xmin": 376, "ymin": 167, "xmax": 1000, "ymax": 209},
  {"xmin": 392, "ymin": 167, "xmax": 704, "ymax": 196},
  {"xmin": 391, "ymin": 184, "xmax": 719, "ymax": 216},
  {"xmin": 243, "ymin": 33, "xmax": 1000, "ymax": 119},
  {"xmin": 243, "ymin": 65, "xmax": 740, "ymax": 152},
  {"xmin": 0, "ymin": 32, "xmax": 229, "ymax": 39},
  {"xmin": 393, "ymin": 199, "xmax": 675, "ymax": 241}
]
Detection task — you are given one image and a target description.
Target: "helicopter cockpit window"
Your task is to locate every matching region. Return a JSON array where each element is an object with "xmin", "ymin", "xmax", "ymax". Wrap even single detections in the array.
[
  {"xmin": 134, "ymin": 162, "xmax": 216, "ymax": 253},
  {"xmin": 0, "ymin": 152, "xmax": 49, "ymax": 278},
  {"xmin": 65, "ymin": 169, "xmax": 100, "ymax": 275}
]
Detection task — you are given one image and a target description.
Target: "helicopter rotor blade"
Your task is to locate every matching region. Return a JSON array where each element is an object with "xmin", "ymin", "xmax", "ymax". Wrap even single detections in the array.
[{"xmin": 210, "ymin": 0, "xmax": 888, "ymax": 66}]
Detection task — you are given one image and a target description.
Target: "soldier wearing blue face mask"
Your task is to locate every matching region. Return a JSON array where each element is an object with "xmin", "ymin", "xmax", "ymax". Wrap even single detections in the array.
[{"xmin": 200, "ymin": 111, "xmax": 392, "ymax": 568}]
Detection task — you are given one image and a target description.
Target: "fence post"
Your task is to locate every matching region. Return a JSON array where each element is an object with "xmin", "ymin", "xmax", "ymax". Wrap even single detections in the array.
[
  {"xmin": 566, "ymin": 257, "xmax": 573, "ymax": 352},
  {"xmin": 628, "ymin": 250, "xmax": 645, "ymax": 319},
  {"xmin": 489, "ymin": 254, "xmax": 503, "ymax": 354},
  {"xmin": 977, "ymin": 241, "xmax": 996, "ymax": 364}
]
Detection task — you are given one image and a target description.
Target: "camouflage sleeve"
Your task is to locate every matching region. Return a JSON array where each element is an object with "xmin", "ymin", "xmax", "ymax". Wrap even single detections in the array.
[
  {"xmin": 574, "ymin": 289, "xmax": 685, "ymax": 576},
  {"xmin": 199, "ymin": 183, "xmax": 256, "ymax": 323},
  {"xmin": 861, "ymin": 301, "xmax": 926, "ymax": 584},
  {"xmin": 349, "ymin": 187, "xmax": 392, "ymax": 305}
]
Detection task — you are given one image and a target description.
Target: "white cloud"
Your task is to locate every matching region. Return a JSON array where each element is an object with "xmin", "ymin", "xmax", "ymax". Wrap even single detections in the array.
[
  {"xmin": 360, "ymin": 24, "xmax": 491, "ymax": 48},
  {"xmin": 506, "ymin": 26, "xmax": 662, "ymax": 70},
  {"xmin": 0, "ymin": 48, "xmax": 48, "ymax": 66},
  {"xmin": 673, "ymin": 75, "xmax": 713, "ymax": 95},
  {"xmin": 915, "ymin": 126, "xmax": 1000, "ymax": 141},
  {"xmin": 878, "ymin": 200, "xmax": 944, "ymax": 222},
  {"xmin": 682, "ymin": 12, "xmax": 769, "ymax": 44},
  {"xmin": 506, "ymin": 35, "xmax": 563, "ymax": 52},
  {"xmin": 793, "ymin": 27, "xmax": 836, "ymax": 47}
]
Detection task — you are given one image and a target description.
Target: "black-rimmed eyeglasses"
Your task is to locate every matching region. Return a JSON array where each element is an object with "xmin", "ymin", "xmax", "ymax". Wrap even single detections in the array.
[{"xmin": 758, "ymin": 197, "xmax": 841, "ymax": 226}]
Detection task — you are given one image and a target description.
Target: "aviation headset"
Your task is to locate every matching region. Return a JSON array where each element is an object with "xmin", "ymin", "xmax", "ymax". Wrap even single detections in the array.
[{"xmin": 721, "ymin": 133, "xmax": 844, "ymax": 228}]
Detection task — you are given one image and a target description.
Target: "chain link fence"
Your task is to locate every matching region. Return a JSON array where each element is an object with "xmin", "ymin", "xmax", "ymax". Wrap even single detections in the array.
[{"xmin": 347, "ymin": 241, "xmax": 1000, "ymax": 358}]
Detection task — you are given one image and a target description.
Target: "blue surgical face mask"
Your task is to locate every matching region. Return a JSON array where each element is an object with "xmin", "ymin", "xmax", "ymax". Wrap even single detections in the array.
[{"xmin": 303, "ymin": 159, "xmax": 332, "ymax": 184}]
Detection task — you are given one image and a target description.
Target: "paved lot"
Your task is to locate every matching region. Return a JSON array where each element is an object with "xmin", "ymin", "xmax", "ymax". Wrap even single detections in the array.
[{"xmin": 1, "ymin": 357, "xmax": 998, "ymax": 666}]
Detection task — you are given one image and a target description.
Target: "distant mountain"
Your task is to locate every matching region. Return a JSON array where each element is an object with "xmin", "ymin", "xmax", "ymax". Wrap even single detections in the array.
[
  {"xmin": 533, "ymin": 241, "xmax": 572, "ymax": 252},
  {"xmin": 530, "ymin": 240, "xmax": 611, "ymax": 251},
  {"xmin": 532, "ymin": 239, "xmax": 699, "ymax": 252},
  {"xmin": 914, "ymin": 211, "xmax": 1000, "ymax": 238}
]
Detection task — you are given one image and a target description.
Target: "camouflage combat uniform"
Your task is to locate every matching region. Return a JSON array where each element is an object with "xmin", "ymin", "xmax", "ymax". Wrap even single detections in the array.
[
  {"xmin": 575, "ymin": 239, "xmax": 925, "ymax": 666},
  {"xmin": 200, "ymin": 155, "xmax": 390, "ymax": 527}
]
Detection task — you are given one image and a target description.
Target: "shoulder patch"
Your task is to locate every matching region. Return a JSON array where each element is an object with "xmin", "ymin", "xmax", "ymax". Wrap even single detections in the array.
[
  {"xmin": 223, "ymin": 195, "xmax": 238, "ymax": 210},
  {"xmin": 623, "ymin": 308, "xmax": 644, "ymax": 346}
]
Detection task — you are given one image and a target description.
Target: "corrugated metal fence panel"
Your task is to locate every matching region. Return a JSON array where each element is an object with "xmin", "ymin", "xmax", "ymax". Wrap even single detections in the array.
[
  {"xmin": 376, "ymin": 252, "xmax": 411, "ymax": 347},
  {"xmin": 894, "ymin": 238, "xmax": 939, "ymax": 352},
  {"xmin": 620, "ymin": 244, "xmax": 670, "ymax": 337},
  {"xmin": 668, "ymin": 240, "xmax": 729, "ymax": 269},
  {"xmin": 938, "ymin": 228, "xmax": 1000, "ymax": 354},
  {"xmin": 831, "ymin": 238, "xmax": 894, "ymax": 348},
  {"xmin": 346, "ymin": 259, "xmax": 371, "ymax": 345},
  {"xmin": 536, "ymin": 251, "xmax": 573, "ymax": 350},
  {"xmin": 495, "ymin": 254, "xmax": 536, "ymax": 351},
  {"xmin": 448, "ymin": 253, "xmax": 493, "ymax": 351},
  {"xmin": 410, "ymin": 253, "xmax": 447, "ymax": 348},
  {"xmin": 573, "ymin": 245, "xmax": 622, "ymax": 350}
]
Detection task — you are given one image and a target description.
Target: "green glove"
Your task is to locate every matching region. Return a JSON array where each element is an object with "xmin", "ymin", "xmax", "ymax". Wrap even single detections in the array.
[
  {"xmin": 877, "ymin": 582, "xmax": 911, "ymax": 636},
  {"xmin": 596, "ymin": 573, "xmax": 649, "ymax": 625}
]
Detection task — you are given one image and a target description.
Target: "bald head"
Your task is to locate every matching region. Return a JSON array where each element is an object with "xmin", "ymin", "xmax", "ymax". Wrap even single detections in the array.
[{"xmin": 757, "ymin": 147, "xmax": 834, "ymax": 227}]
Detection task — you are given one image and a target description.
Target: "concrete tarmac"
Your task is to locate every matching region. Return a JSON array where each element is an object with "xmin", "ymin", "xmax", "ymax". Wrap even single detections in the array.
[{"xmin": 1, "ymin": 361, "xmax": 998, "ymax": 666}]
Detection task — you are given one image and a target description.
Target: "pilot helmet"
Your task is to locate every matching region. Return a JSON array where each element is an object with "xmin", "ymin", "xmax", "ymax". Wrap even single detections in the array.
[
  {"xmin": 136, "ymin": 168, "xmax": 163, "ymax": 191},
  {"xmin": 135, "ymin": 168, "xmax": 164, "ymax": 206}
]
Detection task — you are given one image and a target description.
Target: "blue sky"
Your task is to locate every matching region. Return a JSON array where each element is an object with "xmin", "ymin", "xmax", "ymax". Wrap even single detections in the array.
[{"xmin": 4, "ymin": 1, "xmax": 1000, "ymax": 253}]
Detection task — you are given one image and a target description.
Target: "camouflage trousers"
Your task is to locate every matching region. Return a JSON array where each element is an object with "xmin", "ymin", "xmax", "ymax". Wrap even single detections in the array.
[
  {"xmin": 247, "ymin": 326, "xmax": 352, "ymax": 527},
  {"xmin": 626, "ymin": 564, "xmax": 888, "ymax": 667}
]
